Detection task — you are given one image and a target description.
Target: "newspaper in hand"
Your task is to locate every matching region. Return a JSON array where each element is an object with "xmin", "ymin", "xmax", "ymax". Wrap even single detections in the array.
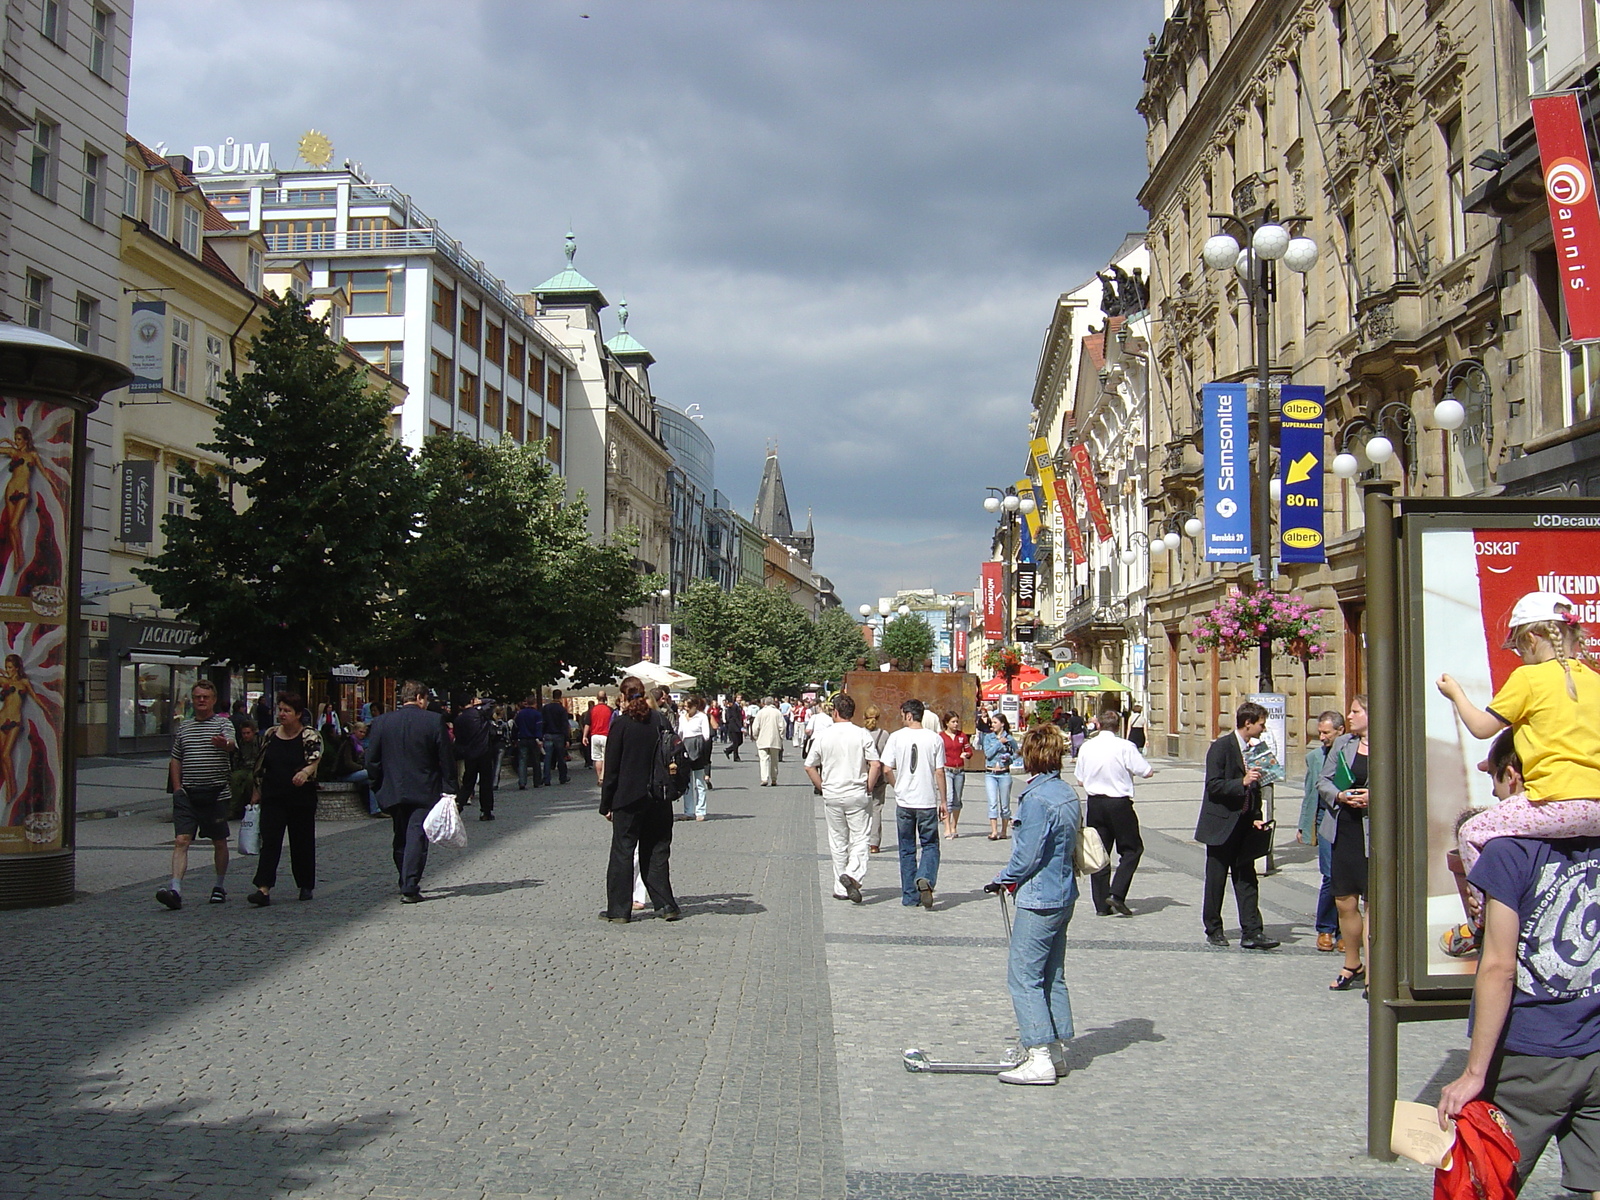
[{"xmin": 1244, "ymin": 737, "xmax": 1286, "ymax": 786}]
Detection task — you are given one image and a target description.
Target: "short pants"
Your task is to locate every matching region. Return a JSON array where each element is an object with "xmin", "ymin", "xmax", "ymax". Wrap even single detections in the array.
[
  {"xmin": 173, "ymin": 785, "xmax": 230, "ymax": 841},
  {"xmin": 1486, "ymin": 1047, "xmax": 1600, "ymax": 1192},
  {"xmin": 589, "ymin": 734, "xmax": 607, "ymax": 761}
]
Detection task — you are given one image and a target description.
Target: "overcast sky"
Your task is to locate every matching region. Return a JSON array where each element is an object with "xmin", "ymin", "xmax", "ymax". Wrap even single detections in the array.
[{"xmin": 128, "ymin": 0, "xmax": 1159, "ymax": 611}]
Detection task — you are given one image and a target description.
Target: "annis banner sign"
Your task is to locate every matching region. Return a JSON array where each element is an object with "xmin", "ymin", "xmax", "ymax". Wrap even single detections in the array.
[
  {"xmin": 1278, "ymin": 384, "xmax": 1326, "ymax": 564},
  {"xmin": 1532, "ymin": 93, "xmax": 1600, "ymax": 341},
  {"xmin": 1202, "ymin": 382, "xmax": 1251, "ymax": 562}
]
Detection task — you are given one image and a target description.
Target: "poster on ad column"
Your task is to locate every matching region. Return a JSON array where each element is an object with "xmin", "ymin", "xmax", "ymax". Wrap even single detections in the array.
[{"xmin": 1403, "ymin": 503, "xmax": 1600, "ymax": 989}]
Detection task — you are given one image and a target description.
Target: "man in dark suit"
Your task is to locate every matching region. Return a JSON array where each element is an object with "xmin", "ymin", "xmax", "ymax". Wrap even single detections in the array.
[
  {"xmin": 1196, "ymin": 701, "xmax": 1279, "ymax": 950},
  {"xmin": 366, "ymin": 680, "xmax": 455, "ymax": 903}
]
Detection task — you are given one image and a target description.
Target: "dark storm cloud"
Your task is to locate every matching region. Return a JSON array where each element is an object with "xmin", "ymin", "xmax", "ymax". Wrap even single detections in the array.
[{"xmin": 129, "ymin": 0, "xmax": 1159, "ymax": 609}]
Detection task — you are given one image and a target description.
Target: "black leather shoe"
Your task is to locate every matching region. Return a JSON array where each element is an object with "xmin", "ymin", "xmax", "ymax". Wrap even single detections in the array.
[
  {"xmin": 1205, "ymin": 932, "xmax": 1228, "ymax": 947},
  {"xmin": 658, "ymin": 906, "xmax": 684, "ymax": 922},
  {"xmin": 1095, "ymin": 908, "xmax": 1114, "ymax": 916},
  {"xmin": 598, "ymin": 912, "xmax": 631, "ymax": 923},
  {"xmin": 1240, "ymin": 936, "xmax": 1281, "ymax": 950},
  {"xmin": 479, "ymin": 813, "xmax": 495, "ymax": 821},
  {"xmin": 400, "ymin": 892, "xmax": 424, "ymax": 904},
  {"xmin": 1109, "ymin": 898, "xmax": 1133, "ymax": 918}
]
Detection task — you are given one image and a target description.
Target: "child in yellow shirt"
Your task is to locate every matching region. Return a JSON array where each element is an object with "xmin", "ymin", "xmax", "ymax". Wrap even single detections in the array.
[{"xmin": 1438, "ymin": 592, "xmax": 1600, "ymax": 876}]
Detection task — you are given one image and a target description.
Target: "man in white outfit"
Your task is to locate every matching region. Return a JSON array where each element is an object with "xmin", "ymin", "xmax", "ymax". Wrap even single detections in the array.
[
  {"xmin": 805, "ymin": 694, "xmax": 881, "ymax": 903},
  {"xmin": 1074, "ymin": 709, "xmax": 1156, "ymax": 917},
  {"xmin": 751, "ymin": 697, "xmax": 786, "ymax": 786}
]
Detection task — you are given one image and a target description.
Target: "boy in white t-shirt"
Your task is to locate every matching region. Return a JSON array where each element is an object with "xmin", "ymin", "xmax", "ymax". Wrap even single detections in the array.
[{"xmin": 880, "ymin": 699, "xmax": 948, "ymax": 909}]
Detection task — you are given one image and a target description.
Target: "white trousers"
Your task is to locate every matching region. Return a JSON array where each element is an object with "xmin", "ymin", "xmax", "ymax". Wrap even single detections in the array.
[
  {"xmin": 824, "ymin": 796, "xmax": 872, "ymax": 895},
  {"xmin": 759, "ymin": 747, "xmax": 781, "ymax": 785}
]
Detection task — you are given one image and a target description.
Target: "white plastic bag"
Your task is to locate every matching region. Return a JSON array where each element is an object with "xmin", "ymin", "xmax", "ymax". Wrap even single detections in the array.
[
  {"xmin": 237, "ymin": 803, "xmax": 261, "ymax": 856},
  {"xmin": 423, "ymin": 793, "xmax": 467, "ymax": 848}
]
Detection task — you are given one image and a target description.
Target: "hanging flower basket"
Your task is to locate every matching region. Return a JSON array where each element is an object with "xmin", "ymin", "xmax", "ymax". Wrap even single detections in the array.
[
  {"xmin": 1189, "ymin": 586, "xmax": 1329, "ymax": 664},
  {"xmin": 982, "ymin": 643, "xmax": 1024, "ymax": 675}
]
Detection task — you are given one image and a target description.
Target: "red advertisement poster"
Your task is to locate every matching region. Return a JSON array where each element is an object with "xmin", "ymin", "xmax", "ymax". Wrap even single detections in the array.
[
  {"xmin": 954, "ymin": 630, "xmax": 967, "ymax": 665},
  {"xmin": 1532, "ymin": 93, "xmax": 1600, "ymax": 341},
  {"xmin": 980, "ymin": 562, "xmax": 1003, "ymax": 637},
  {"xmin": 1070, "ymin": 443, "xmax": 1113, "ymax": 542},
  {"xmin": 1473, "ymin": 529, "xmax": 1600, "ymax": 692},
  {"xmin": 1052, "ymin": 478, "xmax": 1085, "ymax": 566}
]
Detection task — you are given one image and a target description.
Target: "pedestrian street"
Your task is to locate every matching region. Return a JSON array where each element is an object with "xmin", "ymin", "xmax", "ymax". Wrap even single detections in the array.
[{"xmin": 0, "ymin": 753, "xmax": 1571, "ymax": 1199}]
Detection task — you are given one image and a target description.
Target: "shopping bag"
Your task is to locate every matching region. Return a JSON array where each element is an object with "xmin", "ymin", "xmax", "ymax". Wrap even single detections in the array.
[
  {"xmin": 423, "ymin": 792, "xmax": 467, "ymax": 848},
  {"xmin": 1074, "ymin": 799, "xmax": 1110, "ymax": 876},
  {"xmin": 237, "ymin": 803, "xmax": 261, "ymax": 856}
]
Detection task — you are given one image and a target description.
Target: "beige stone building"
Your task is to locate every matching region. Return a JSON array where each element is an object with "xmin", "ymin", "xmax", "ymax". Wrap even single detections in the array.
[{"xmin": 1138, "ymin": 0, "xmax": 1529, "ymax": 758}]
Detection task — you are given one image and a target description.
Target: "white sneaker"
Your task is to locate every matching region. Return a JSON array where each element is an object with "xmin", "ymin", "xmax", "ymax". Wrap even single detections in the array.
[
  {"xmin": 998, "ymin": 1045, "xmax": 1057, "ymax": 1086},
  {"xmin": 1049, "ymin": 1040, "xmax": 1069, "ymax": 1077}
]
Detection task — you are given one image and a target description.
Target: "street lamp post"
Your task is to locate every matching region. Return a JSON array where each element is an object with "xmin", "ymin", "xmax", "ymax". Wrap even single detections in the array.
[
  {"xmin": 983, "ymin": 485, "xmax": 1036, "ymax": 658},
  {"xmin": 1201, "ymin": 209, "xmax": 1320, "ymax": 691}
]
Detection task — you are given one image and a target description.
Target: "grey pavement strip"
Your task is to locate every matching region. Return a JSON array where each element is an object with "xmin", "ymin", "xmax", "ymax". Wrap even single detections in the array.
[
  {"xmin": 826, "ymin": 931, "xmax": 1326, "ymax": 956},
  {"xmin": 846, "ymin": 1173, "xmax": 1428, "ymax": 1199}
]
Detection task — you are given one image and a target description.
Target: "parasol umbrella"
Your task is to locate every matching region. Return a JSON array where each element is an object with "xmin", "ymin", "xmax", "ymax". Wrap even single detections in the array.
[
  {"xmin": 1023, "ymin": 662, "xmax": 1131, "ymax": 694},
  {"xmin": 979, "ymin": 663, "xmax": 1046, "ymax": 698},
  {"xmin": 618, "ymin": 660, "xmax": 698, "ymax": 689}
]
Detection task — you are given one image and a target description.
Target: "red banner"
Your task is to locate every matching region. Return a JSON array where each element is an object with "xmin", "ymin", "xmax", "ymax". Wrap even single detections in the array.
[
  {"xmin": 1473, "ymin": 529, "xmax": 1600, "ymax": 693},
  {"xmin": 1053, "ymin": 477, "xmax": 1085, "ymax": 566},
  {"xmin": 1070, "ymin": 443, "xmax": 1114, "ymax": 542},
  {"xmin": 980, "ymin": 562, "xmax": 1004, "ymax": 637},
  {"xmin": 1533, "ymin": 93, "xmax": 1600, "ymax": 341},
  {"xmin": 954, "ymin": 630, "xmax": 967, "ymax": 666}
]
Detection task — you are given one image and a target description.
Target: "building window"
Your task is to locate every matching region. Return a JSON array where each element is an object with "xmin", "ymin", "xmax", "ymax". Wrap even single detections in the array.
[
  {"xmin": 90, "ymin": 6, "xmax": 111, "ymax": 77},
  {"xmin": 459, "ymin": 303, "xmax": 481, "ymax": 348},
  {"xmin": 28, "ymin": 117, "xmax": 56, "ymax": 198},
  {"xmin": 484, "ymin": 384, "xmax": 502, "ymax": 430},
  {"xmin": 432, "ymin": 280, "xmax": 455, "ymax": 329},
  {"xmin": 170, "ymin": 315, "xmax": 190, "ymax": 396},
  {"xmin": 1384, "ymin": 171, "xmax": 1407, "ymax": 282},
  {"xmin": 261, "ymin": 218, "xmax": 332, "ymax": 252},
  {"xmin": 122, "ymin": 159, "xmax": 139, "ymax": 217},
  {"xmin": 331, "ymin": 269, "xmax": 405, "ymax": 315},
  {"xmin": 458, "ymin": 369, "xmax": 479, "ymax": 416},
  {"xmin": 507, "ymin": 400, "xmax": 524, "ymax": 442},
  {"xmin": 1331, "ymin": 1, "xmax": 1350, "ymax": 93},
  {"xmin": 179, "ymin": 202, "xmax": 201, "ymax": 256},
  {"xmin": 1523, "ymin": 0, "xmax": 1548, "ymax": 92},
  {"xmin": 149, "ymin": 183, "xmax": 171, "ymax": 237},
  {"xmin": 430, "ymin": 351, "xmax": 452, "ymax": 398},
  {"xmin": 247, "ymin": 247, "xmax": 263, "ymax": 292},
  {"xmin": 1565, "ymin": 342, "xmax": 1600, "ymax": 426},
  {"xmin": 72, "ymin": 294, "xmax": 97, "ymax": 349},
  {"xmin": 547, "ymin": 368, "xmax": 563, "ymax": 408},
  {"xmin": 167, "ymin": 465, "xmax": 192, "ymax": 518},
  {"xmin": 484, "ymin": 321, "xmax": 504, "ymax": 366},
  {"xmin": 351, "ymin": 342, "xmax": 404, "ymax": 375},
  {"xmin": 547, "ymin": 427, "xmax": 561, "ymax": 465},
  {"xmin": 430, "ymin": 421, "xmax": 450, "ymax": 439},
  {"xmin": 528, "ymin": 351, "xmax": 544, "ymax": 393},
  {"xmin": 347, "ymin": 216, "xmax": 396, "ymax": 250},
  {"xmin": 1442, "ymin": 115, "xmax": 1468, "ymax": 262},
  {"xmin": 22, "ymin": 272, "xmax": 50, "ymax": 330},
  {"xmin": 81, "ymin": 147, "xmax": 103, "ymax": 223},
  {"xmin": 204, "ymin": 332, "xmax": 224, "ymax": 402},
  {"xmin": 507, "ymin": 338, "xmax": 524, "ymax": 383},
  {"xmin": 41, "ymin": 0, "xmax": 62, "ymax": 44}
]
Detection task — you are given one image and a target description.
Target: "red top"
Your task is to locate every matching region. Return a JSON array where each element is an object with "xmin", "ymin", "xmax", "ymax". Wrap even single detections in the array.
[
  {"xmin": 589, "ymin": 703, "xmax": 613, "ymax": 736},
  {"xmin": 941, "ymin": 731, "xmax": 971, "ymax": 769}
]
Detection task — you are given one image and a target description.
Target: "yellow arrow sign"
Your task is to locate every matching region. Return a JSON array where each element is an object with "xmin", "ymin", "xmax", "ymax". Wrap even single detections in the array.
[{"xmin": 1285, "ymin": 452, "xmax": 1317, "ymax": 486}]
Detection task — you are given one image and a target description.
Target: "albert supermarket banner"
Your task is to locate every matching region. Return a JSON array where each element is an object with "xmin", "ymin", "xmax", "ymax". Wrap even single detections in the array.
[{"xmin": 1400, "ymin": 501, "xmax": 1600, "ymax": 990}]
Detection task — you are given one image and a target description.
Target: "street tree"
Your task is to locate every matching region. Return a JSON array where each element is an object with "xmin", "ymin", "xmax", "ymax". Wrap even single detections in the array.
[
  {"xmin": 809, "ymin": 605, "xmax": 876, "ymax": 684},
  {"xmin": 880, "ymin": 612, "xmax": 936, "ymax": 670},
  {"xmin": 371, "ymin": 433, "xmax": 646, "ymax": 698},
  {"xmin": 136, "ymin": 294, "xmax": 417, "ymax": 675},
  {"xmin": 673, "ymin": 580, "xmax": 817, "ymax": 697}
]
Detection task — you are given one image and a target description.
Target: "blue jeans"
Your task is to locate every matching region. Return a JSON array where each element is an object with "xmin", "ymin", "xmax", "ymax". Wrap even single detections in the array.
[
  {"xmin": 948, "ymin": 770, "xmax": 965, "ymax": 811},
  {"xmin": 515, "ymin": 740, "xmax": 542, "ymax": 789},
  {"xmin": 1008, "ymin": 902, "xmax": 1075, "ymax": 1047},
  {"xmin": 985, "ymin": 772, "xmax": 1012, "ymax": 820},
  {"xmin": 542, "ymin": 733, "xmax": 569, "ymax": 785},
  {"xmin": 1316, "ymin": 836, "xmax": 1338, "ymax": 935},
  {"xmin": 335, "ymin": 769, "xmax": 375, "ymax": 813},
  {"xmin": 896, "ymin": 806, "xmax": 940, "ymax": 904},
  {"xmin": 683, "ymin": 767, "xmax": 709, "ymax": 818}
]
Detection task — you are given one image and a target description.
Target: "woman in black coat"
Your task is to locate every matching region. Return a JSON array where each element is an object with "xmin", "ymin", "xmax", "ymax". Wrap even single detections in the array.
[{"xmin": 598, "ymin": 675, "xmax": 681, "ymax": 922}]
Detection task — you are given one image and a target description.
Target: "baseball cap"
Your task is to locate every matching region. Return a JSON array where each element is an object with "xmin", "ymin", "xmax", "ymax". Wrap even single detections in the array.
[{"xmin": 1507, "ymin": 591, "xmax": 1577, "ymax": 629}]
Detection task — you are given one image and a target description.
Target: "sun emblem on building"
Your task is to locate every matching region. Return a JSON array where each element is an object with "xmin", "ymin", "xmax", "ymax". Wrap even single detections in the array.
[{"xmin": 298, "ymin": 129, "xmax": 334, "ymax": 169}]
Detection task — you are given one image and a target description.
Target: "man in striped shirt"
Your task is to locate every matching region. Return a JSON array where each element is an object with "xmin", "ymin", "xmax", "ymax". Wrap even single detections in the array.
[{"xmin": 158, "ymin": 679, "xmax": 236, "ymax": 910}]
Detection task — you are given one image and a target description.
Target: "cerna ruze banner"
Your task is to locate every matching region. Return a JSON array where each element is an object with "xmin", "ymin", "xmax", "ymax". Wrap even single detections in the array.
[{"xmin": 1202, "ymin": 382, "xmax": 1251, "ymax": 562}]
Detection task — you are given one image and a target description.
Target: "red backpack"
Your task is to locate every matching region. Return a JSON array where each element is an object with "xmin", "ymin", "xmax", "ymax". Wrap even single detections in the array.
[{"xmin": 1434, "ymin": 1100, "xmax": 1521, "ymax": 1200}]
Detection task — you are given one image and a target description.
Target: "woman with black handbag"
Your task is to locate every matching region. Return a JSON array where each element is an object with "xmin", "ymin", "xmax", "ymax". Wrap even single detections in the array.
[
  {"xmin": 678, "ymin": 694, "xmax": 713, "ymax": 821},
  {"xmin": 598, "ymin": 676, "xmax": 682, "ymax": 923},
  {"xmin": 246, "ymin": 691, "xmax": 323, "ymax": 906}
]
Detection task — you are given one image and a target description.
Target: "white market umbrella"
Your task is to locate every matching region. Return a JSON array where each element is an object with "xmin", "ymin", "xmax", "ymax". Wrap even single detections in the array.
[{"xmin": 618, "ymin": 660, "xmax": 697, "ymax": 689}]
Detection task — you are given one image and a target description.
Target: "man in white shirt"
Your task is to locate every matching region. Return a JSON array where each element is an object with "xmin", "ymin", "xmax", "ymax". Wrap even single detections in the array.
[
  {"xmin": 804, "ymin": 693, "xmax": 881, "ymax": 903},
  {"xmin": 879, "ymin": 699, "xmax": 947, "ymax": 909},
  {"xmin": 802, "ymin": 702, "xmax": 834, "ymax": 758},
  {"xmin": 751, "ymin": 697, "xmax": 786, "ymax": 786},
  {"xmin": 1074, "ymin": 709, "xmax": 1156, "ymax": 917}
]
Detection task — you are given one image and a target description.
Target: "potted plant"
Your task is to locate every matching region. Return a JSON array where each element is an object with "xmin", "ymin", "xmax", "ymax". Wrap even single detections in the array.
[{"xmin": 1189, "ymin": 586, "xmax": 1329, "ymax": 664}]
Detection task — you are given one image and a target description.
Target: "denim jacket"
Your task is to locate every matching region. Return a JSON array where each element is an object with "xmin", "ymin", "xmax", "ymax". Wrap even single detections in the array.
[
  {"xmin": 981, "ymin": 731, "xmax": 1017, "ymax": 773},
  {"xmin": 995, "ymin": 770, "xmax": 1081, "ymax": 909}
]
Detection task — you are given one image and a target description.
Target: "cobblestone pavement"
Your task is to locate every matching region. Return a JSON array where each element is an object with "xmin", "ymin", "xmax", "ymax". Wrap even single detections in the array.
[{"xmin": 0, "ymin": 749, "xmax": 1568, "ymax": 1198}]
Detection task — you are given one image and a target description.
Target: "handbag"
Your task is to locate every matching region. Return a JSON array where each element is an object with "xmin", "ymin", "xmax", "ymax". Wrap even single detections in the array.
[
  {"xmin": 1074, "ymin": 801, "xmax": 1110, "ymax": 875},
  {"xmin": 423, "ymin": 792, "xmax": 467, "ymax": 847},
  {"xmin": 237, "ymin": 803, "xmax": 261, "ymax": 856}
]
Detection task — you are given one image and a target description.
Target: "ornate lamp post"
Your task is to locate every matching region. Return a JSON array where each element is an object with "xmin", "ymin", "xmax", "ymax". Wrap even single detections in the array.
[{"xmin": 982, "ymin": 485, "xmax": 1035, "ymax": 651}]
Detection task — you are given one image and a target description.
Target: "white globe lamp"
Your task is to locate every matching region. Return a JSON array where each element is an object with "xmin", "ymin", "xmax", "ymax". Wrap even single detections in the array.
[
  {"xmin": 859, "ymin": 604, "xmax": 872, "ymax": 618},
  {"xmin": 1119, "ymin": 547, "xmax": 1135, "ymax": 566},
  {"xmin": 1183, "ymin": 516, "xmax": 1203, "ymax": 538},
  {"xmin": 983, "ymin": 495, "xmax": 1001, "ymax": 513},
  {"xmin": 1002, "ymin": 494, "xmax": 1021, "ymax": 512},
  {"xmin": 1283, "ymin": 237, "xmax": 1320, "ymax": 273},
  {"xmin": 1331, "ymin": 452, "xmax": 1361, "ymax": 479},
  {"xmin": 1365, "ymin": 435, "xmax": 1395, "ymax": 464},
  {"xmin": 1251, "ymin": 223, "xmax": 1291, "ymax": 260},
  {"xmin": 1269, "ymin": 477, "xmax": 1282, "ymax": 504},
  {"xmin": 1149, "ymin": 543, "xmax": 1166, "ymax": 563},
  {"xmin": 1202, "ymin": 233, "xmax": 1240, "ymax": 271},
  {"xmin": 1162, "ymin": 530, "xmax": 1181, "ymax": 550},
  {"xmin": 1432, "ymin": 397, "xmax": 1467, "ymax": 431},
  {"xmin": 1018, "ymin": 496, "xmax": 1037, "ymax": 515},
  {"xmin": 1234, "ymin": 248, "xmax": 1257, "ymax": 280}
]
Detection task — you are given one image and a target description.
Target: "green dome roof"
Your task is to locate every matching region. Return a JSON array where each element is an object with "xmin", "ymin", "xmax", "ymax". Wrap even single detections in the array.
[
  {"xmin": 534, "ymin": 232, "xmax": 607, "ymax": 306},
  {"xmin": 604, "ymin": 300, "xmax": 654, "ymax": 364}
]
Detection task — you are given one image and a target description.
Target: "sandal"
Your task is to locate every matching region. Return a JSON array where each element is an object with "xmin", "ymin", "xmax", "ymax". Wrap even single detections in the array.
[
  {"xmin": 1329, "ymin": 964, "xmax": 1366, "ymax": 991},
  {"xmin": 1440, "ymin": 921, "xmax": 1481, "ymax": 958},
  {"xmin": 987, "ymin": 833, "xmax": 1000, "ymax": 841}
]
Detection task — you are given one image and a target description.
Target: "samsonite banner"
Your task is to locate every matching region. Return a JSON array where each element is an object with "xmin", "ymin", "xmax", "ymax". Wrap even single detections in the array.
[
  {"xmin": 1069, "ymin": 444, "xmax": 1113, "ymax": 542},
  {"xmin": 980, "ymin": 562, "xmax": 1003, "ymax": 637},
  {"xmin": 1202, "ymin": 382, "xmax": 1251, "ymax": 562},
  {"xmin": 1532, "ymin": 92, "xmax": 1600, "ymax": 342},
  {"xmin": 1278, "ymin": 384, "xmax": 1326, "ymax": 564}
]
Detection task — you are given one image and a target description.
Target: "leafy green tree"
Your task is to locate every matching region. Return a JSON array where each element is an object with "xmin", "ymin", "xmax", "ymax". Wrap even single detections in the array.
[
  {"xmin": 810, "ymin": 605, "xmax": 875, "ymax": 685},
  {"xmin": 370, "ymin": 433, "xmax": 646, "ymax": 697},
  {"xmin": 673, "ymin": 580, "xmax": 819, "ymax": 697},
  {"xmin": 880, "ymin": 612, "xmax": 936, "ymax": 671},
  {"xmin": 136, "ymin": 294, "xmax": 417, "ymax": 674}
]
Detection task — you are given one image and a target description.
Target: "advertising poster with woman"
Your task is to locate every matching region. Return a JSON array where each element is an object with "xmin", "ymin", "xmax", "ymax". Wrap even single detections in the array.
[
  {"xmin": 0, "ymin": 396, "xmax": 73, "ymax": 854},
  {"xmin": 1410, "ymin": 507, "xmax": 1600, "ymax": 983}
]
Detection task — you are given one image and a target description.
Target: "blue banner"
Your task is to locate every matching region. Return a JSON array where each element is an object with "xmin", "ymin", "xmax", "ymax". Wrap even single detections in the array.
[
  {"xmin": 1202, "ymin": 383, "xmax": 1251, "ymax": 562},
  {"xmin": 1278, "ymin": 384, "xmax": 1326, "ymax": 564}
]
